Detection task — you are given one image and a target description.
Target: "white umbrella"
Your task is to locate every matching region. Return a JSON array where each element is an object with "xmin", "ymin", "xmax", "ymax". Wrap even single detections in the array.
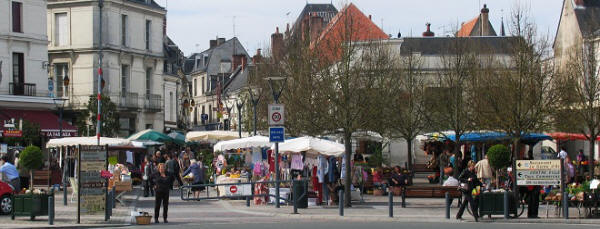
[
  {"xmin": 213, "ymin": 135, "xmax": 270, "ymax": 151},
  {"xmin": 186, "ymin": 131, "xmax": 248, "ymax": 142},
  {"xmin": 275, "ymin": 136, "xmax": 345, "ymax": 157},
  {"xmin": 46, "ymin": 137, "xmax": 131, "ymax": 148}
]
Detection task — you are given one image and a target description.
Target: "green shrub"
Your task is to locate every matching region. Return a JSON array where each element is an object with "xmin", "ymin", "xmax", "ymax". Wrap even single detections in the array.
[
  {"xmin": 487, "ymin": 144, "xmax": 511, "ymax": 169},
  {"xmin": 20, "ymin": 145, "xmax": 43, "ymax": 171}
]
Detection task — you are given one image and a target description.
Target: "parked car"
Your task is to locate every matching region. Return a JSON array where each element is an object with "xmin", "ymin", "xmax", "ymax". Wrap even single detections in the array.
[{"xmin": 0, "ymin": 181, "xmax": 15, "ymax": 214}]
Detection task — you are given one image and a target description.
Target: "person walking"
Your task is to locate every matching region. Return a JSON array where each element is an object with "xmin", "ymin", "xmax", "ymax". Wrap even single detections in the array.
[
  {"xmin": 456, "ymin": 161, "xmax": 481, "ymax": 222},
  {"xmin": 475, "ymin": 154, "xmax": 493, "ymax": 190},
  {"xmin": 182, "ymin": 159, "xmax": 204, "ymax": 198},
  {"xmin": 153, "ymin": 163, "xmax": 174, "ymax": 224},
  {"xmin": 143, "ymin": 156, "xmax": 155, "ymax": 197}
]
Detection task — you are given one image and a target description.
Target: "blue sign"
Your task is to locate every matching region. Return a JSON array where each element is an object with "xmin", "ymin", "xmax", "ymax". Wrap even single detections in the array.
[{"xmin": 269, "ymin": 127, "xmax": 285, "ymax": 143}]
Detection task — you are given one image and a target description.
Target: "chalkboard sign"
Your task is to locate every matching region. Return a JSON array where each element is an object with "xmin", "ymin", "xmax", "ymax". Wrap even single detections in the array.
[{"xmin": 78, "ymin": 145, "xmax": 108, "ymax": 216}]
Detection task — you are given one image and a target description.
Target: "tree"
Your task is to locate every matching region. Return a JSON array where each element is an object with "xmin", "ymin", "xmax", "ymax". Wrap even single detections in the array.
[
  {"xmin": 555, "ymin": 40, "xmax": 600, "ymax": 178},
  {"xmin": 76, "ymin": 95, "xmax": 120, "ymax": 137},
  {"xmin": 473, "ymin": 6, "xmax": 558, "ymax": 194},
  {"xmin": 20, "ymin": 145, "xmax": 43, "ymax": 190},
  {"xmin": 384, "ymin": 53, "xmax": 428, "ymax": 172}
]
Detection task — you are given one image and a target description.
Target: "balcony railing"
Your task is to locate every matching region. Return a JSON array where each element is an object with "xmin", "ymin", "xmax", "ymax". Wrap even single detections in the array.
[
  {"xmin": 9, "ymin": 83, "xmax": 36, "ymax": 96},
  {"xmin": 145, "ymin": 94, "xmax": 162, "ymax": 111},
  {"xmin": 119, "ymin": 92, "xmax": 139, "ymax": 109}
]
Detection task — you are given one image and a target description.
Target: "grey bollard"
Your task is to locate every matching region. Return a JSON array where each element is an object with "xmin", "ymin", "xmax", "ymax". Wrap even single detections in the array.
[
  {"xmin": 445, "ymin": 192, "xmax": 450, "ymax": 219},
  {"xmin": 339, "ymin": 189, "xmax": 344, "ymax": 216},
  {"xmin": 401, "ymin": 187, "xmax": 406, "ymax": 208},
  {"xmin": 388, "ymin": 187, "xmax": 393, "ymax": 218},
  {"xmin": 112, "ymin": 187, "xmax": 116, "ymax": 209},
  {"xmin": 563, "ymin": 191, "xmax": 569, "ymax": 219},
  {"xmin": 503, "ymin": 191, "xmax": 509, "ymax": 219},
  {"xmin": 246, "ymin": 196, "xmax": 250, "ymax": 207},
  {"xmin": 48, "ymin": 194, "xmax": 54, "ymax": 225}
]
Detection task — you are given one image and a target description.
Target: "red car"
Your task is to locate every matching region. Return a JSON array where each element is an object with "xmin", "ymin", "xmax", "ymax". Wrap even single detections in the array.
[{"xmin": 0, "ymin": 181, "xmax": 15, "ymax": 214}]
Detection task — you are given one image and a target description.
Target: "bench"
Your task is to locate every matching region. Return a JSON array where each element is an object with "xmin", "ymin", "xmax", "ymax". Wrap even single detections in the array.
[
  {"xmin": 32, "ymin": 170, "xmax": 51, "ymax": 186},
  {"xmin": 413, "ymin": 164, "xmax": 436, "ymax": 173},
  {"xmin": 402, "ymin": 185, "xmax": 463, "ymax": 207}
]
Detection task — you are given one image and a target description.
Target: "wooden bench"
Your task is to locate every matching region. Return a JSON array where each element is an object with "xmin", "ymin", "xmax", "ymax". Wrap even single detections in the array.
[
  {"xmin": 402, "ymin": 185, "xmax": 463, "ymax": 207},
  {"xmin": 32, "ymin": 170, "xmax": 51, "ymax": 186},
  {"xmin": 413, "ymin": 164, "xmax": 436, "ymax": 173}
]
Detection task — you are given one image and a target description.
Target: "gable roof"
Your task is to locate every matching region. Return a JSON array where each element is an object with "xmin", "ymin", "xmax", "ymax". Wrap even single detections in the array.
[
  {"xmin": 457, "ymin": 16, "xmax": 497, "ymax": 37},
  {"xmin": 184, "ymin": 37, "xmax": 249, "ymax": 75},
  {"xmin": 398, "ymin": 36, "xmax": 519, "ymax": 55},
  {"xmin": 311, "ymin": 3, "xmax": 389, "ymax": 61}
]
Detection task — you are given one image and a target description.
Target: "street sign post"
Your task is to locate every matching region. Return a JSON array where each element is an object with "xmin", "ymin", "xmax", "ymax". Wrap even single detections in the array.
[
  {"xmin": 268, "ymin": 104, "xmax": 285, "ymax": 126},
  {"xmin": 269, "ymin": 127, "xmax": 285, "ymax": 143},
  {"xmin": 516, "ymin": 160, "xmax": 561, "ymax": 186}
]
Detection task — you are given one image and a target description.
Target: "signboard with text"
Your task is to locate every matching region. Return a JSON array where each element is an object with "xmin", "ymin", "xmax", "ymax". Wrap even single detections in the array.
[
  {"xmin": 78, "ymin": 145, "xmax": 107, "ymax": 215},
  {"xmin": 269, "ymin": 127, "xmax": 285, "ymax": 143},
  {"xmin": 516, "ymin": 160, "xmax": 561, "ymax": 186},
  {"xmin": 2, "ymin": 130, "xmax": 22, "ymax": 137},
  {"xmin": 268, "ymin": 104, "xmax": 285, "ymax": 126}
]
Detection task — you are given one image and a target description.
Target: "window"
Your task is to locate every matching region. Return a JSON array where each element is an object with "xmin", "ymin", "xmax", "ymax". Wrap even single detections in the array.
[
  {"xmin": 145, "ymin": 20, "xmax": 151, "ymax": 50},
  {"xmin": 55, "ymin": 63, "xmax": 69, "ymax": 97},
  {"xmin": 201, "ymin": 77, "xmax": 205, "ymax": 95},
  {"xmin": 193, "ymin": 79, "xmax": 197, "ymax": 96},
  {"xmin": 204, "ymin": 56, "xmax": 209, "ymax": 67},
  {"xmin": 12, "ymin": 53, "xmax": 24, "ymax": 84},
  {"xmin": 54, "ymin": 13, "xmax": 68, "ymax": 46},
  {"xmin": 146, "ymin": 124, "xmax": 153, "ymax": 129},
  {"xmin": 12, "ymin": 2, "xmax": 22, "ymax": 33},
  {"xmin": 145, "ymin": 68, "xmax": 152, "ymax": 96},
  {"xmin": 121, "ymin": 15, "xmax": 128, "ymax": 46},
  {"xmin": 121, "ymin": 65, "xmax": 129, "ymax": 95}
]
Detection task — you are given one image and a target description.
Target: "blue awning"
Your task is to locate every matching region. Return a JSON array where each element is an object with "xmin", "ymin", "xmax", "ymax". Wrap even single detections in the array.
[{"xmin": 445, "ymin": 132, "xmax": 552, "ymax": 143}]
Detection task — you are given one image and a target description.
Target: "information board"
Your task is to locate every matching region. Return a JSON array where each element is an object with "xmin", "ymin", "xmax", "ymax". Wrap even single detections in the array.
[
  {"xmin": 79, "ymin": 145, "xmax": 107, "ymax": 214},
  {"xmin": 516, "ymin": 160, "xmax": 561, "ymax": 186}
]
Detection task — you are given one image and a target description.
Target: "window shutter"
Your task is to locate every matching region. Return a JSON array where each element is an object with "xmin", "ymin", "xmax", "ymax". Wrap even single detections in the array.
[{"xmin": 12, "ymin": 2, "xmax": 22, "ymax": 33}]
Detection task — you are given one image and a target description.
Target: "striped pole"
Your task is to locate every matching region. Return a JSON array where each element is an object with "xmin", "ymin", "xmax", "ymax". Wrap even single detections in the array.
[{"xmin": 97, "ymin": 0, "xmax": 103, "ymax": 145}]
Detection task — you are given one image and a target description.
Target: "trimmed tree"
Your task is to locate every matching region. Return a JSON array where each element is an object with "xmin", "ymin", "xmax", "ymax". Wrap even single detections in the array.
[
  {"xmin": 487, "ymin": 144, "xmax": 511, "ymax": 188},
  {"xmin": 19, "ymin": 145, "xmax": 43, "ymax": 190}
]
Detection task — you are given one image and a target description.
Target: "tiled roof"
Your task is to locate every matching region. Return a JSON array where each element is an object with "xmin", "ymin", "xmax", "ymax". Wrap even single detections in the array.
[
  {"xmin": 127, "ymin": 0, "xmax": 165, "ymax": 10},
  {"xmin": 312, "ymin": 3, "xmax": 389, "ymax": 61},
  {"xmin": 457, "ymin": 17, "xmax": 478, "ymax": 37},
  {"xmin": 292, "ymin": 3, "xmax": 338, "ymax": 36}
]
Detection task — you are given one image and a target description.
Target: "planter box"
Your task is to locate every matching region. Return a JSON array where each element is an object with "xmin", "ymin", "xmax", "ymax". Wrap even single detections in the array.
[
  {"xmin": 11, "ymin": 194, "xmax": 51, "ymax": 220},
  {"xmin": 478, "ymin": 191, "xmax": 517, "ymax": 218}
]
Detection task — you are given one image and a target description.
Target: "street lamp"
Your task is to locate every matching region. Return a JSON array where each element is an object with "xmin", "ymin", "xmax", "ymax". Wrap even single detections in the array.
[
  {"xmin": 247, "ymin": 87, "xmax": 262, "ymax": 136},
  {"xmin": 265, "ymin": 76, "xmax": 287, "ymax": 209},
  {"xmin": 52, "ymin": 97, "xmax": 68, "ymax": 206},
  {"xmin": 235, "ymin": 97, "xmax": 245, "ymax": 138}
]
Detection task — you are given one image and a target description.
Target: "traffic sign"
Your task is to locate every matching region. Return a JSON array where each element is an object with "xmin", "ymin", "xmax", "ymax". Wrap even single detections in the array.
[
  {"xmin": 269, "ymin": 127, "xmax": 285, "ymax": 143},
  {"xmin": 516, "ymin": 160, "xmax": 562, "ymax": 186},
  {"xmin": 230, "ymin": 185, "xmax": 238, "ymax": 193},
  {"xmin": 268, "ymin": 104, "xmax": 285, "ymax": 126}
]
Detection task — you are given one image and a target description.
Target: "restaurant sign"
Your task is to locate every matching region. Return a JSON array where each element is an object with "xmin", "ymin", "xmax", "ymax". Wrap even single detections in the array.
[{"xmin": 2, "ymin": 130, "xmax": 22, "ymax": 137}]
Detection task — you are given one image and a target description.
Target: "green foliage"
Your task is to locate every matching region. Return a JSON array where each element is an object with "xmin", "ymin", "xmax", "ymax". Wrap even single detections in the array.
[
  {"xmin": 19, "ymin": 145, "xmax": 43, "ymax": 171},
  {"xmin": 76, "ymin": 95, "xmax": 120, "ymax": 137},
  {"xmin": 487, "ymin": 144, "xmax": 511, "ymax": 169}
]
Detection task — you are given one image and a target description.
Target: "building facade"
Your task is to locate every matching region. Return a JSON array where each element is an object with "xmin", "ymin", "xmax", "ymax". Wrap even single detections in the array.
[{"xmin": 47, "ymin": 0, "xmax": 167, "ymax": 137}]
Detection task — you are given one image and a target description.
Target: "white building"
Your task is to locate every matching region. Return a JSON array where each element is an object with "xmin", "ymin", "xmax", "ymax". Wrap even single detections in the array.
[
  {"xmin": 47, "ymin": 0, "xmax": 167, "ymax": 137},
  {"xmin": 0, "ymin": 0, "xmax": 79, "ymax": 139}
]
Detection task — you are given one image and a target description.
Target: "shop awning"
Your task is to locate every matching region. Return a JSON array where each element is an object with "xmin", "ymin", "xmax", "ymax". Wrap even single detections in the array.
[
  {"xmin": 0, "ymin": 109, "xmax": 78, "ymax": 138},
  {"xmin": 547, "ymin": 132, "xmax": 600, "ymax": 141},
  {"xmin": 444, "ymin": 131, "xmax": 552, "ymax": 143}
]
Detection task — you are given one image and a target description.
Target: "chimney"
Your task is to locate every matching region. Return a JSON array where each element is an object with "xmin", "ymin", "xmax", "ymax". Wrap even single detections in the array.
[
  {"xmin": 252, "ymin": 49, "xmax": 263, "ymax": 64},
  {"xmin": 271, "ymin": 27, "xmax": 284, "ymax": 60},
  {"xmin": 241, "ymin": 55, "xmax": 247, "ymax": 71},
  {"xmin": 217, "ymin": 37, "xmax": 226, "ymax": 46},
  {"xmin": 422, "ymin": 23, "xmax": 434, "ymax": 37},
  {"xmin": 310, "ymin": 13, "xmax": 324, "ymax": 41},
  {"xmin": 480, "ymin": 4, "xmax": 490, "ymax": 36},
  {"xmin": 210, "ymin": 39, "xmax": 217, "ymax": 49},
  {"xmin": 285, "ymin": 23, "xmax": 291, "ymax": 38},
  {"xmin": 369, "ymin": 15, "xmax": 372, "ymax": 20}
]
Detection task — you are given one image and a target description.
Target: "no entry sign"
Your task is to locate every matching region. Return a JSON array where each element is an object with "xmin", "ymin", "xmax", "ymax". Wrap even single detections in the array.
[
  {"xmin": 268, "ymin": 104, "xmax": 284, "ymax": 126},
  {"xmin": 230, "ymin": 185, "xmax": 238, "ymax": 193}
]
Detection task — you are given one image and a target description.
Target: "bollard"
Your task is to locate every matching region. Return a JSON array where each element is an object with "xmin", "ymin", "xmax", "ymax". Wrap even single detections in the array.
[
  {"xmin": 445, "ymin": 192, "xmax": 450, "ymax": 219},
  {"xmin": 339, "ymin": 189, "xmax": 344, "ymax": 216},
  {"xmin": 401, "ymin": 187, "xmax": 406, "ymax": 208},
  {"xmin": 293, "ymin": 180, "xmax": 298, "ymax": 214},
  {"xmin": 48, "ymin": 193, "xmax": 54, "ymax": 225},
  {"xmin": 107, "ymin": 190, "xmax": 112, "ymax": 217},
  {"xmin": 388, "ymin": 187, "xmax": 393, "ymax": 218},
  {"xmin": 112, "ymin": 186, "xmax": 116, "ymax": 209},
  {"xmin": 503, "ymin": 191, "xmax": 509, "ymax": 219},
  {"xmin": 563, "ymin": 191, "xmax": 569, "ymax": 219},
  {"xmin": 246, "ymin": 196, "xmax": 250, "ymax": 207}
]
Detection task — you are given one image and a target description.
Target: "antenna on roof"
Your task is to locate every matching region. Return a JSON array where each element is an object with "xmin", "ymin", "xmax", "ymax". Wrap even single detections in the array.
[{"xmin": 233, "ymin": 16, "xmax": 236, "ymax": 38}]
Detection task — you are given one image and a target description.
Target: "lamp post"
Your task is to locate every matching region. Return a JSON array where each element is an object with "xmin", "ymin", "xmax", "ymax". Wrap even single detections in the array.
[
  {"xmin": 236, "ymin": 98, "xmax": 245, "ymax": 138},
  {"xmin": 53, "ymin": 97, "xmax": 68, "ymax": 205},
  {"xmin": 247, "ymin": 87, "xmax": 262, "ymax": 136},
  {"xmin": 265, "ymin": 76, "xmax": 287, "ymax": 208}
]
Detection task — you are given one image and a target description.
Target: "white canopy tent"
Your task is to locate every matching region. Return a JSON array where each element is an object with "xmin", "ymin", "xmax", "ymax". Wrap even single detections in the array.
[
  {"xmin": 275, "ymin": 136, "xmax": 345, "ymax": 157},
  {"xmin": 213, "ymin": 135, "xmax": 271, "ymax": 151},
  {"xmin": 186, "ymin": 131, "xmax": 248, "ymax": 142},
  {"xmin": 46, "ymin": 136, "xmax": 131, "ymax": 148}
]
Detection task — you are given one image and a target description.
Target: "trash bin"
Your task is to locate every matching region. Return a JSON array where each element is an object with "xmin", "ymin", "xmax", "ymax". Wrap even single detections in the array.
[{"xmin": 293, "ymin": 180, "xmax": 308, "ymax": 208}]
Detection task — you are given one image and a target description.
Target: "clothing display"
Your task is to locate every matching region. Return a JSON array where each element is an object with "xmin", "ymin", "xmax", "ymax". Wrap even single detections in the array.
[
  {"xmin": 317, "ymin": 155, "xmax": 328, "ymax": 183},
  {"xmin": 252, "ymin": 149, "xmax": 262, "ymax": 163},
  {"xmin": 291, "ymin": 154, "xmax": 304, "ymax": 170},
  {"xmin": 328, "ymin": 157, "xmax": 337, "ymax": 183}
]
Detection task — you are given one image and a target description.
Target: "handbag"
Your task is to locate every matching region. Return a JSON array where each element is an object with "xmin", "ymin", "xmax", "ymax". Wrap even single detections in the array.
[{"xmin": 458, "ymin": 182, "xmax": 469, "ymax": 192}]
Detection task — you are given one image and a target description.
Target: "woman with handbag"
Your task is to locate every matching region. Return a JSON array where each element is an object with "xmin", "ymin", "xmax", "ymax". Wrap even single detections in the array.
[{"xmin": 456, "ymin": 161, "xmax": 481, "ymax": 222}]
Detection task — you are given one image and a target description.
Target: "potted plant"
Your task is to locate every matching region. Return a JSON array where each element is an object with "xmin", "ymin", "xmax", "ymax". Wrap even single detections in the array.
[
  {"xmin": 11, "ymin": 146, "xmax": 48, "ymax": 220},
  {"xmin": 487, "ymin": 144, "xmax": 511, "ymax": 189}
]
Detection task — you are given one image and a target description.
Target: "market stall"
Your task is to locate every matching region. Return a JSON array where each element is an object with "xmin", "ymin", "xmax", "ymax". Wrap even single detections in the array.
[{"xmin": 186, "ymin": 130, "xmax": 247, "ymax": 143}]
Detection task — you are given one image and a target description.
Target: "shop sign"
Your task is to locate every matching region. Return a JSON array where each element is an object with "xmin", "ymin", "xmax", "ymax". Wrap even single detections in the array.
[
  {"xmin": 2, "ymin": 130, "xmax": 22, "ymax": 137},
  {"xmin": 78, "ymin": 145, "xmax": 107, "ymax": 215},
  {"xmin": 516, "ymin": 160, "xmax": 561, "ymax": 186}
]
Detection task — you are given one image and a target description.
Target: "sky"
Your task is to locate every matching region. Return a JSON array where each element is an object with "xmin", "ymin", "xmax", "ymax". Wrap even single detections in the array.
[{"xmin": 155, "ymin": 0, "xmax": 564, "ymax": 56}]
